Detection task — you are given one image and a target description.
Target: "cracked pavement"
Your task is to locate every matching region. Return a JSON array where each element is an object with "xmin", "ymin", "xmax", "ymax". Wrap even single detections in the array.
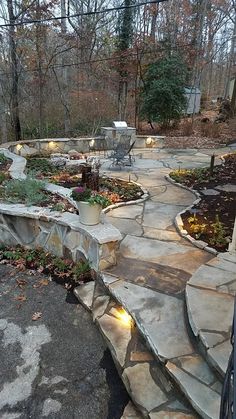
[{"xmin": 0, "ymin": 264, "xmax": 129, "ymax": 419}]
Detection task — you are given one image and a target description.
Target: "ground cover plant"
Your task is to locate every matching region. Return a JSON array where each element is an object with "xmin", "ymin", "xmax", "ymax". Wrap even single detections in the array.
[
  {"xmin": 0, "ymin": 153, "xmax": 12, "ymax": 169},
  {"xmin": 169, "ymin": 153, "xmax": 236, "ymax": 251},
  {"xmin": 0, "ymin": 177, "xmax": 76, "ymax": 212},
  {"xmin": 0, "ymin": 153, "xmax": 12, "ymax": 184},
  {"xmin": 0, "ymin": 245, "xmax": 93, "ymax": 290},
  {"xmin": 26, "ymin": 157, "xmax": 61, "ymax": 176}
]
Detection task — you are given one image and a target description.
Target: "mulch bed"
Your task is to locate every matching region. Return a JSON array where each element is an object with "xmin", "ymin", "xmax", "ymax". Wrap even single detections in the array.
[
  {"xmin": 170, "ymin": 153, "xmax": 236, "ymax": 252},
  {"xmin": 36, "ymin": 191, "xmax": 77, "ymax": 213},
  {"xmin": 163, "ymin": 136, "xmax": 228, "ymax": 149},
  {"xmin": 0, "ymin": 155, "xmax": 12, "ymax": 171}
]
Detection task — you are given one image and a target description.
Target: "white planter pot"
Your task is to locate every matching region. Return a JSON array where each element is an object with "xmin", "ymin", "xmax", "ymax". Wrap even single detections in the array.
[{"xmin": 77, "ymin": 201, "xmax": 102, "ymax": 225}]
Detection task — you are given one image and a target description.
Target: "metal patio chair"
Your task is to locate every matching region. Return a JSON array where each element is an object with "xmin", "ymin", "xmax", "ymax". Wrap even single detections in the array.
[{"xmin": 108, "ymin": 141, "xmax": 136, "ymax": 168}]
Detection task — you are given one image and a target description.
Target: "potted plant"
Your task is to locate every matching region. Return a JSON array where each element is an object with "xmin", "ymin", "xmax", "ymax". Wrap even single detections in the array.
[{"xmin": 71, "ymin": 186, "xmax": 110, "ymax": 225}]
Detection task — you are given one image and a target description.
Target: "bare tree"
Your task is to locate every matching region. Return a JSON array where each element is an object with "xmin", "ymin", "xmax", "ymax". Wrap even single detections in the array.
[{"xmin": 7, "ymin": 0, "xmax": 21, "ymax": 141}]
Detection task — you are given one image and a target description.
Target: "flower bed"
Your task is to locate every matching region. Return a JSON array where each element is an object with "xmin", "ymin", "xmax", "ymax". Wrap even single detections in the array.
[
  {"xmin": 169, "ymin": 153, "xmax": 236, "ymax": 251},
  {"xmin": 26, "ymin": 158, "xmax": 144, "ymax": 205},
  {"xmin": 0, "ymin": 177, "xmax": 76, "ymax": 213},
  {"xmin": 0, "ymin": 153, "xmax": 12, "ymax": 184}
]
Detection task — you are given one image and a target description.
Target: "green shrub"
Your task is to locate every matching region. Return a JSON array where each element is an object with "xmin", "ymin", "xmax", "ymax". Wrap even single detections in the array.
[
  {"xmin": 0, "ymin": 153, "xmax": 8, "ymax": 166},
  {"xmin": 4, "ymin": 177, "xmax": 46, "ymax": 206},
  {"xmin": 0, "ymin": 172, "xmax": 8, "ymax": 184}
]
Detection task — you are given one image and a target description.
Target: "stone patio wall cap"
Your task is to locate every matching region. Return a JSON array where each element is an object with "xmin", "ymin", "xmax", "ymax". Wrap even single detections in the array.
[{"xmin": 0, "ymin": 203, "xmax": 122, "ymax": 244}]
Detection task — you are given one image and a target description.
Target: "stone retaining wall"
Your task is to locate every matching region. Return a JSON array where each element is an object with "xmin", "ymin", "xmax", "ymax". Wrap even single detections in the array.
[
  {"xmin": 0, "ymin": 204, "xmax": 122, "ymax": 270},
  {"xmin": 2, "ymin": 136, "xmax": 165, "ymax": 157},
  {"xmin": 0, "ymin": 147, "xmax": 122, "ymax": 270}
]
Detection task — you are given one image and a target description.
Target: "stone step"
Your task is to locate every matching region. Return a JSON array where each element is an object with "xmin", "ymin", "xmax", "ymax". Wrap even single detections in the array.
[
  {"xmin": 185, "ymin": 253, "xmax": 235, "ymax": 378},
  {"xmin": 101, "ymin": 273, "xmax": 222, "ymax": 419},
  {"xmin": 74, "ymin": 280, "xmax": 197, "ymax": 419}
]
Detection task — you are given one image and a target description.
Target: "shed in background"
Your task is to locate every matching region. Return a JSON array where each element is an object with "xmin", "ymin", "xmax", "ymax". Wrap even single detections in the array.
[{"xmin": 184, "ymin": 87, "xmax": 201, "ymax": 114}]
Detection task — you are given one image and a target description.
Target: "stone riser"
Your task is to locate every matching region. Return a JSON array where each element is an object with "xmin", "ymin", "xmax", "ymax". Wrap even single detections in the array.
[
  {"xmin": 99, "ymin": 274, "xmax": 222, "ymax": 419},
  {"xmin": 185, "ymin": 253, "xmax": 236, "ymax": 380},
  {"xmin": 74, "ymin": 279, "xmax": 197, "ymax": 419}
]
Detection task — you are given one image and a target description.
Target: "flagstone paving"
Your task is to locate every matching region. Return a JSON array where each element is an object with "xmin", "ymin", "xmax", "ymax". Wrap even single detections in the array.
[{"xmin": 75, "ymin": 147, "xmax": 234, "ymax": 418}]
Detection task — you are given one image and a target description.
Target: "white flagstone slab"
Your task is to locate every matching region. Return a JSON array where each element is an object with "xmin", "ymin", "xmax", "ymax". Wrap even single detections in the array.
[{"xmin": 108, "ymin": 281, "xmax": 193, "ymax": 360}]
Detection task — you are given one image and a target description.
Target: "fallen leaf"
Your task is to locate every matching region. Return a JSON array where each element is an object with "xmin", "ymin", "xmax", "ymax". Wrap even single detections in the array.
[
  {"xmin": 33, "ymin": 279, "xmax": 49, "ymax": 288},
  {"xmin": 39, "ymin": 279, "xmax": 49, "ymax": 286},
  {"xmin": 16, "ymin": 279, "xmax": 28, "ymax": 288},
  {"xmin": 32, "ymin": 312, "xmax": 42, "ymax": 321},
  {"xmin": 15, "ymin": 262, "xmax": 26, "ymax": 271},
  {"xmin": 14, "ymin": 294, "xmax": 27, "ymax": 302}
]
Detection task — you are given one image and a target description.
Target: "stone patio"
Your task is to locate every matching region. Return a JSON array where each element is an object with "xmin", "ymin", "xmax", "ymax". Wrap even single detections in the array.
[
  {"xmin": 74, "ymin": 146, "xmax": 235, "ymax": 418},
  {"xmin": 1, "ymin": 143, "xmax": 235, "ymax": 418}
]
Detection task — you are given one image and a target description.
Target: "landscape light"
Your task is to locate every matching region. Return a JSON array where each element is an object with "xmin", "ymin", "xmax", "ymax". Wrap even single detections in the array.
[
  {"xmin": 145, "ymin": 137, "xmax": 153, "ymax": 147},
  {"xmin": 89, "ymin": 139, "xmax": 95, "ymax": 148},
  {"xmin": 49, "ymin": 141, "xmax": 56, "ymax": 148},
  {"xmin": 16, "ymin": 144, "xmax": 22, "ymax": 151},
  {"xmin": 114, "ymin": 307, "xmax": 133, "ymax": 327}
]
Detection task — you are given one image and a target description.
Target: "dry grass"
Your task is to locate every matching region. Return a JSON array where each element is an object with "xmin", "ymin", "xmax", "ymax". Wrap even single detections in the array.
[
  {"xmin": 181, "ymin": 120, "xmax": 194, "ymax": 136},
  {"xmin": 200, "ymin": 122, "xmax": 221, "ymax": 138}
]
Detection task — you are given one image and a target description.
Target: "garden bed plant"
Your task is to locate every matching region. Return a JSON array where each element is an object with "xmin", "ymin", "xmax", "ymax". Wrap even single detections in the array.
[
  {"xmin": 0, "ymin": 245, "xmax": 94, "ymax": 290},
  {"xmin": 169, "ymin": 153, "xmax": 236, "ymax": 251},
  {"xmin": 0, "ymin": 153, "xmax": 12, "ymax": 185},
  {"xmin": 26, "ymin": 158, "xmax": 144, "ymax": 205},
  {"xmin": 0, "ymin": 177, "xmax": 77, "ymax": 212}
]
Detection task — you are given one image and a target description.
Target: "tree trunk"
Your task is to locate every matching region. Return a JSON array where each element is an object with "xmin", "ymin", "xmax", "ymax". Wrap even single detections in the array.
[
  {"xmin": 118, "ymin": 72, "xmax": 128, "ymax": 120},
  {"xmin": 61, "ymin": 0, "xmax": 71, "ymax": 135},
  {"xmin": 117, "ymin": 0, "xmax": 134, "ymax": 121},
  {"xmin": 36, "ymin": 0, "xmax": 43, "ymax": 137},
  {"xmin": 150, "ymin": 4, "xmax": 158, "ymax": 40},
  {"xmin": 224, "ymin": 17, "xmax": 236, "ymax": 99},
  {"xmin": 7, "ymin": 0, "xmax": 21, "ymax": 141},
  {"xmin": 231, "ymin": 79, "xmax": 236, "ymax": 115}
]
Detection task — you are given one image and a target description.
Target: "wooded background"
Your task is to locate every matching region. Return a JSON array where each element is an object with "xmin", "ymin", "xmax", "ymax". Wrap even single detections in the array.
[{"xmin": 0, "ymin": 0, "xmax": 235, "ymax": 141}]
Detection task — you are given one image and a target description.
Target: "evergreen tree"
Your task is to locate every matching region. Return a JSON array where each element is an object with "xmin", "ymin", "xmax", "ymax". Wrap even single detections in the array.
[
  {"xmin": 140, "ymin": 54, "xmax": 188, "ymax": 127},
  {"xmin": 116, "ymin": 0, "xmax": 135, "ymax": 119}
]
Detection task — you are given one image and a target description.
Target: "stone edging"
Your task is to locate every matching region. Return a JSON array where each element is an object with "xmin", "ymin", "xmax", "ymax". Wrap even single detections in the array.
[{"xmin": 165, "ymin": 174, "xmax": 218, "ymax": 256}]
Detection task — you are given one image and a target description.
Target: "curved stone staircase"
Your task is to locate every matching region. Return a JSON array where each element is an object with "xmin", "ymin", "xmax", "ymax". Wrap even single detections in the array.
[
  {"xmin": 72, "ymin": 148, "xmax": 236, "ymax": 418},
  {"xmin": 74, "ymin": 250, "xmax": 236, "ymax": 419}
]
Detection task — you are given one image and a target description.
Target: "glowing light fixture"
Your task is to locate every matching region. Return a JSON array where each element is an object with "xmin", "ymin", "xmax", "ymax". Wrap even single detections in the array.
[
  {"xmin": 16, "ymin": 143, "xmax": 22, "ymax": 151},
  {"xmin": 49, "ymin": 141, "xmax": 56, "ymax": 148},
  {"xmin": 113, "ymin": 307, "xmax": 133, "ymax": 327},
  {"xmin": 89, "ymin": 139, "xmax": 95, "ymax": 148},
  {"xmin": 145, "ymin": 137, "xmax": 153, "ymax": 147}
]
